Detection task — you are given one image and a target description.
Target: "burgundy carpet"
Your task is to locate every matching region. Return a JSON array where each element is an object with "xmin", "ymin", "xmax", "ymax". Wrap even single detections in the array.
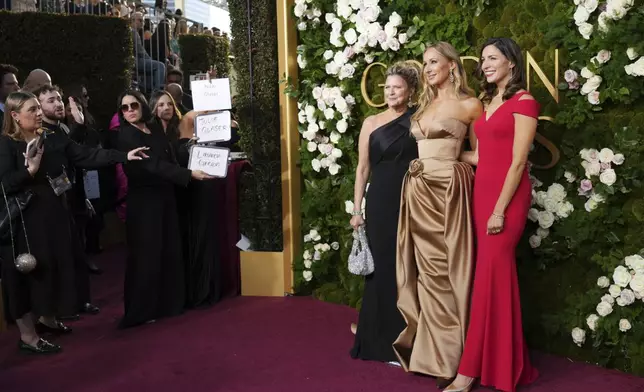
[{"xmin": 1, "ymin": 247, "xmax": 643, "ymax": 392}]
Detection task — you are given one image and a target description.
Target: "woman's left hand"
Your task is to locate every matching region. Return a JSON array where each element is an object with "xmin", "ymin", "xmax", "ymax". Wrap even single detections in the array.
[
  {"xmin": 69, "ymin": 97, "xmax": 85, "ymax": 125},
  {"xmin": 486, "ymin": 213, "xmax": 504, "ymax": 235},
  {"xmin": 127, "ymin": 147, "xmax": 150, "ymax": 160}
]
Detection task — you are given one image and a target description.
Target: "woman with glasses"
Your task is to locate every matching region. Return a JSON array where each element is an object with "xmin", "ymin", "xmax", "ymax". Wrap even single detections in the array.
[{"xmin": 116, "ymin": 90, "xmax": 213, "ymax": 328}]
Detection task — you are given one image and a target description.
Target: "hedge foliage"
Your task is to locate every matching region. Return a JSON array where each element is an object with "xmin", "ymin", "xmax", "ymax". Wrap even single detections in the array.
[
  {"xmin": 229, "ymin": 0, "xmax": 283, "ymax": 250},
  {"xmin": 178, "ymin": 34, "xmax": 231, "ymax": 80},
  {"xmin": 0, "ymin": 11, "xmax": 132, "ymax": 126}
]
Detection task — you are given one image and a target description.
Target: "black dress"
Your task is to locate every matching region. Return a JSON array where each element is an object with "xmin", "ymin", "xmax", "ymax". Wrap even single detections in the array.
[
  {"xmin": 175, "ymin": 139, "xmax": 222, "ymax": 307},
  {"xmin": 117, "ymin": 123, "xmax": 191, "ymax": 328},
  {"xmin": 0, "ymin": 132, "xmax": 127, "ymax": 321},
  {"xmin": 350, "ymin": 109, "xmax": 418, "ymax": 362}
]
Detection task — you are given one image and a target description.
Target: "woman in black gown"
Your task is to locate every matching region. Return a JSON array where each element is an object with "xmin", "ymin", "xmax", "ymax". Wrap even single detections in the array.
[
  {"xmin": 116, "ymin": 90, "xmax": 213, "ymax": 328},
  {"xmin": 0, "ymin": 91, "xmax": 147, "ymax": 353},
  {"xmin": 349, "ymin": 61, "xmax": 420, "ymax": 363}
]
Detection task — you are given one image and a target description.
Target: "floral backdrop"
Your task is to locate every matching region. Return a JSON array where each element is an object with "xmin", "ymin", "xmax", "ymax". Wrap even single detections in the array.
[{"xmin": 288, "ymin": 0, "xmax": 644, "ymax": 374}]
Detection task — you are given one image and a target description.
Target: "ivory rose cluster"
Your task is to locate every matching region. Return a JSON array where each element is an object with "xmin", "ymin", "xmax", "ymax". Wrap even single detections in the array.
[
  {"xmin": 302, "ymin": 229, "xmax": 341, "ymax": 282},
  {"xmin": 577, "ymin": 148, "xmax": 625, "ymax": 212},
  {"xmin": 527, "ymin": 181, "xmax": 574, "ymax": 248}
]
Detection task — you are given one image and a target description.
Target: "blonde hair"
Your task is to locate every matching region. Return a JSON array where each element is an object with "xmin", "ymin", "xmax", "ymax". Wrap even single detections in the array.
[
  {"xmin": 385, "ymin": 60, "xmax": 422, "ymax": 105},
  {"xmin": 413, "ymin": 41, "xmax": 474, "ymax": 122},
  {"xmin": 2, "ymin": 91, "xmax": 38, "ymax": 141}
]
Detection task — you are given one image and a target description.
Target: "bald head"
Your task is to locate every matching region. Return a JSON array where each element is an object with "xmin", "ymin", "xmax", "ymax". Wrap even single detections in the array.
[
  {"xmin": 23, "ymin": 69, "xmax": 52, "ymax": 93},
  {"xmin": 165, "ymin": 83, "xmax": 183, "ymax": 103}
]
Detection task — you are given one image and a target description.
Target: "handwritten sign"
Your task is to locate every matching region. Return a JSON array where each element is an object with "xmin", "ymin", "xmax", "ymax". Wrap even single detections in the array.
[
  {"xmin": 194, "ymin": 111, "xmax": 231, "ymax": 143},
  {"xmin": 190, "ymin": 78, "xmax": 232, "ymax": 112},
  {"xmin": 188, "ymin": 145, "xmax": 230, "ymax": 178}
]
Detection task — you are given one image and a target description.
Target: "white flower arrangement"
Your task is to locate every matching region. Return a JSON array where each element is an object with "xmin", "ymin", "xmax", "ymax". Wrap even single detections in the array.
[
  {"xmin": 573, "ymin": 253, "xmax": 644, "ymax": 346},
  {"xmin": 301, "ymin": 228, "xmax": 341, "ymax": 282},
  {"xmin": 298, "ymin": 85, "xmax": 356, "ymax": 175},
  {"xmin": 576, "ymin": 147, "xmax": 625, "ymax": 212},
  {"xmin": 294, "ymin": 0, "xmax": 322, "ymax": 31},
  {"xmin": 527, "ymin": 178, "xmax": 574, "ymax": 248}
]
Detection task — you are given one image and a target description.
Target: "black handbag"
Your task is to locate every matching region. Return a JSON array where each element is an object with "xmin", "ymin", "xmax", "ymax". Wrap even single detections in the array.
[{"xmin": 0, "ymin": 183, "xmax": 34, "ymax": 241}]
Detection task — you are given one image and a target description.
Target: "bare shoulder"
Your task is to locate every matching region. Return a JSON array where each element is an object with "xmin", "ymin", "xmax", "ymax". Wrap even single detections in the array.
[
  {"xmin": 517, "ymin": 90, "xmax": 535, "ymax": 101},
  {"xmin": 361, "ymin": 114, "xmax": 379, "ymax": 134},
  {"xmin": 460, "ymin": 96, "xmax": 483, "ymax": 121}
]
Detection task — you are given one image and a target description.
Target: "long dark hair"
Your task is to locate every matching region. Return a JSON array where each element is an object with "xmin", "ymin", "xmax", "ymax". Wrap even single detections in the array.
[
  {"xmin": 117, "ymin": 89, "xmax": 153, "ymax": 126},
  {"xmin": 149, "ymin": 90, "xmax": 181, "ymax": 142},
  {"xmin": 476, "ymin": 37, "xmax": 526, "ymax": 104}
]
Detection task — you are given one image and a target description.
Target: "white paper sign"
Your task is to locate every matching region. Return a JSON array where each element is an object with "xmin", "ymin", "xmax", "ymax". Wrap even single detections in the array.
[
  {"xmin": 188, "ymin": 146, "xmax": 230, "ymax": 178},
  {"xmin": 83, "ymin": 170, "xmax": 100, "ymax": 200},
  {"xmin": 190, "ymin": 78, "xmax": 232, "ymax": 112},
  {"xmin": 194, "ymin": 111, "xmax": 231, "ymax": 143}
]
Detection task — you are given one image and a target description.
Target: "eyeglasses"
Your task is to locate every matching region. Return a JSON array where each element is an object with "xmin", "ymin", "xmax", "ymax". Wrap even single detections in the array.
[{"xmin": 121, "ymin": 102, "xmax": 140, "ymax": 112}]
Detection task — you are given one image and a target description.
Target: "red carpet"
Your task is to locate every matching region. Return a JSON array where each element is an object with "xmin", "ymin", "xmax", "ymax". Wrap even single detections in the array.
[{"xmin": 1, "ymin": 247, "xmax": 644, "ymax": 392}]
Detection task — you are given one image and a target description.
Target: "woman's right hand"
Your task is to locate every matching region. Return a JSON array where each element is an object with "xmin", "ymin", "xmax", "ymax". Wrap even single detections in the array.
[
  {"xmin": 24, "ymin": 146, "xmax": 44, "ymax": 176},
  {"xmin": 191, "ymin": 170, "xmax": 215, "ymax": 181},
  {"xmin": 350, "ymin": 214, "xmax": 364, "ymax": 230}
]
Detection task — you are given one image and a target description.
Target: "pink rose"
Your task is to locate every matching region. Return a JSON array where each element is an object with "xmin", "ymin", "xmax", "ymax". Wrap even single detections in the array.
[
  {"xmin": 568, "ymin": 81, "xmax": 580, "ymax": 90},
  {"xmin": 564, "ymin": 69, "xmax": 579, "ymax": 83},
  {"xmin": 580, "ymin": 179, "xmax": 593, "ymax": 192}
]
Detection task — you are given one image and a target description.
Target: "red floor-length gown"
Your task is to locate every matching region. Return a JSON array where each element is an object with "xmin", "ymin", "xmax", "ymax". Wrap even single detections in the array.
[{"xmin": 458, "ymin": 91, "xmax": 539, "ymax": 392}]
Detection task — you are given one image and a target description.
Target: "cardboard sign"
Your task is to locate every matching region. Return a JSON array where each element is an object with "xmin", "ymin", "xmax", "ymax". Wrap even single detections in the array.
[
  {"xmin": 190, "ymin": 78, "xmax": 232, "ymax": 112},
  {"xmin": 194, "ymin": 111, "xmax": 231, "ymax": 143},
  {"xmin": 188, "ymin": 145, "xmax": 230, "ymax": 178}
]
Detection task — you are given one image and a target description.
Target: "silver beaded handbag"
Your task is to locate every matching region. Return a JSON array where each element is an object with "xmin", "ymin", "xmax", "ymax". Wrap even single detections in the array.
[{"xmin": 348, "ymin": 225, "xmax": 374, "ymax": 276}]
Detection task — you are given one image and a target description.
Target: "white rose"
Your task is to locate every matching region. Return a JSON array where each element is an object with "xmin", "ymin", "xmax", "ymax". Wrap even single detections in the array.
[
  {"xmin": 323, "ymin": 50, "xmax": 334, "ymax": 60},
  {"xmin": 308, "ymin": 229, "xmax": 320, "ymax": 241},
  {"xmin": 581, "ymin": 75, "xmax": 602, "ymax": 95},
  {"xmin": 617, "ymin": 289, "xmax": 635, "ymax": 306},
  {"xmin": 597, "ymin": 11, "xmax": 610, "ymax": 32},
  {"xmin": 384, "ymin": 22, "xmax": 397, "ymax": 39},
  {"xmin": 584, "ymin": 198, "xmax": 598, "ymax": 212},
  {"xmin": 318, "ymin": 120, "xmax": 326, "ymax": 130},
  {"xmin": 601, "ymin": 294, "xmax": 615, "ymax": 305},
  {"xmin": 312, "ymin": 8, "xmax": 321, "ymax": 18},
  {"xmin": 311, "ymin": 158, "xmax": 321, "ymax": 172},
  {"xmin": 386, "ymin": 37, "xmax": 400, "ymax": 51},
  {"xmin": 595, "ymin": 49, "xmax": 611, "ymax": 64},
  {"xmin": 587, "ymin": 91, "xmax": 600, "ymax": 105},
  {"xmin": 319, "ymin": 157, "xmax": 331, "ymax": 168},
  {"xmin": 626, "ymin": 57, "xmax": 644, "ymax": 76},
  {"xmin": 325, "ymin": 61, "xmax": 340, "ymax": 75},
  {"xmin": 597, "ymin": 276, "xmax": 610, "ymax": 288},
  {"xmin": 598, "ymin": 148, "xmax": 614, "ymax": 163},
  {"xmin": 398, "ymin": 33, "xmax": 408, "ymax": 44},
  {"xmin": 609, "ymin": 284, "xmax": 622, "ymax": 298},
  {"xmin": 360, "ymin": 6, "xmax": 380, "ymax": 23},
  {"xmin": 535, "ymin": 191, "xmax": 548, "ymax": 207},
  {"xmin": 333, "ymin": 50, "xmax": 348, "ymax": 66},
  {"xmin": 564, "ymin": 171, "xmax": 576, "ymax": 183},
  {"xmin": 627, "ymin": 47, "xmax": 639, "ymax": 60},
  {"xmin": 313, "ymin": 250, "xmax": 321, "ymax": 260},
  {"xmin": 596, "ymin": 301, "xmax": 614, "ymax": 316},
  {"xmin": 571, "ymin": 327, "xmax": 586, "ymax": 347},
  {"xmin": 331, "ymin": 148, "xmax": 343, "ymax": 159},
  {"xmin": 330, "ymin": 32, "xmax": 344, "ymax": 47},
  {"xmin": 574, "ymin": 6, "xmax": 590, "ymax": 25},
  {"xmin": 330, "ymin": 131, "xmax": 341, "ymax": 144},
  {"xmin": 328, "ymin": 163, "xmax": 341, "ymax": 175},
  {"xmin": 606, "ymin": 2, "xmax": 627, "ymax": 20},
  {"xmin": 612, "ymin": 153, "xmax": 625, "ymax": 165},
  {"xmin": 586, "ymin": 314, "xmax": 599, "ymax": 331},
  {"xmin": 580, "ymin": 67, "xmax": 594, "ymax": 79},
  {"xmin": 304, "ymin": 259, "xmax": 312, "ymax": 268},
  {"xmin": 578, "ymin": 22, "xmax": 593, "ymax": 39},
  {"xmin": 297, "ymin": 21, "xmax": 307, "ymax": 31},
  {"xmin": 528, "ymin": 235, "xmax": 542, "ymax": 248},
  {"xmin": 336, "ymin": 119, "xmax": 348, "ymax": 133},
  {"xmin": 337, "ymin": 4, "xmax": 352, "ymax": 18},
  {"xmin": 389, "ymin": 11, "xmax": 402, "ymax": 26},
  {"xmin": 303, "ymin": 270, "xmax": 313, "ymax": 281},
  {"xmin": 613, "ymin": 265, "xmax": 632, "ymax": 287},
  {"xmin": 344, "ymin": 200, "xmax": 355, "ymax": 214},
  {"xmin": 536, "ymin": 227, "xmax": 550, "ymax": 238},
  {"xmin": 364, "ymin": 54, "xmax": 375, "ymax": 64},
  {"xmin": 324, "ymin": 12, "xmax": 337, "ymax": 24},
  {"xmin": 294, "ymin": 2, "xmax": 307, "ymax": 17},
  {"xmin": 629, "ymin": 274, "xmax": 644, "ymax": 294},
  {"xmin": 543, "ymin": 198, "xmax": 559, "ymax": 214},
  {"xmin": 344, "ymin": 28, "xmax": 358, "ymax": 45},
  {"xmin": 583, "ymin": 0, "xmax": 598, "ymax": 12},
  {"xmin": 528, "ymin": 208, "xmax": 540, "ymax": 222},
  {"xmin": 303, "ymin": 249, "xmax": 311, "ymax": 259},
  {"xmin": 322, "ymin": 108, "xmax": 334, "ymax": 120},
  {"xmin": 599, "ymin": 169, "xmax": 616, "ymax": 186},
  {"xmin": 537, "ymin": 210, "xmax": 555, "ymax": 229},
  {"xmin": 625, "ymin": 255, "xmax": 644, "ymax": 273},
  {"xmin": 556, "ymin": 201, "xmax": 574, "ymax": 219},
  {"xmin": 619, "ymin": 319, "xmax": 632, "ymax": 332},
  {"xmin": 586, "ymin": 161, "xmax": 601, "ymax": 177},
  {"xmin": 334, "ymin": 97, "xmax": 348, "ymax": 113},
  {"xmin": 546, "ymin": 183, "xmax": 566, "ymax": 202},
  {"xmin": 338, "ymin": 64, "xmax": 356, "ymax": 80},
  {"xmin": 306, "ymin": 141, "xmax": 317, "ymax": 152},
  {"xmin": 318, "ymin": 143, "xmax": 333, "ymax": 155}
]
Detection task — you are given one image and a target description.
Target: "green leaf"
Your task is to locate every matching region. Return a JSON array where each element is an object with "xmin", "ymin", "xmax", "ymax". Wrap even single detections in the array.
[
  {"xmin": 619, "ymin": 87, "xmax": 630, "ymax": 95},
  {"xmin": 406, "ymin": 26, "xmax": 418, "ymax": 38}
]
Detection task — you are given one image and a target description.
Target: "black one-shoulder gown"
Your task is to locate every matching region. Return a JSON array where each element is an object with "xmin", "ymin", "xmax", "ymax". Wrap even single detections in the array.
[{"xmin": 350, "ymin": 109, "xmax": 418, "ymax": 362}]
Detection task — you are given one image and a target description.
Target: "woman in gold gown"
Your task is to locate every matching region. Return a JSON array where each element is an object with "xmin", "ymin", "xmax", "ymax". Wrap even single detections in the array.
[{"xmin": 393, "ymin": 42, "xmax": 482, "ymax": 387}]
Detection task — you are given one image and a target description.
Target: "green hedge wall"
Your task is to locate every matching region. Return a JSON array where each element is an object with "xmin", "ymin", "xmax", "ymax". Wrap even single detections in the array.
[
  {"xmin": 178, "ymin": 34, "xmax": 231, "ymax": 81},
  {"xmin": 229, "ymin": 0, "xmax": 283, "ymax": 250},
  {"xmin": 0, "ymin": 12, "xmax": 131, "ymax": 126}
]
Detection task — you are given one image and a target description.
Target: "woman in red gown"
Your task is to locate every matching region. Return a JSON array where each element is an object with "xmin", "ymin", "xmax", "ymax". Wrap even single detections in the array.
[{"xmin": 445, "ymin": 37, "xmax": 540, "ymax": 392}]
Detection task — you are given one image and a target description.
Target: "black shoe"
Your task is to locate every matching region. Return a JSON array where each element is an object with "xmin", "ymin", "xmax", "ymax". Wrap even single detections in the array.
[
  {"xmin": 19, "ymin": 338, "xmax": 62, "ymax": 354},
  {"xmin": 87, "ymin": 261, "xmax": 103, "ymax": 275},
  {"xmin": 36, "ymin": 321, "xmax": 73, "ymax": 335},
  {"xmin": 81, "ymin": 303, "xmax": 100, "ymax": 315},
  {"xmin": 58, "ymin": 314, "xmax": 81, "ymax": 321}
]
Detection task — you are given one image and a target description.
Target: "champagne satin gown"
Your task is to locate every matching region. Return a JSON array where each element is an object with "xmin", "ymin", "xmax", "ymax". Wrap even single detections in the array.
[
  {"xmin": 458, "ymin": 92, "xmax": 539, "ymax": 392},
  {"xmin": 393, "ymin": 118, "xmax": 475, "ymax": 378}
]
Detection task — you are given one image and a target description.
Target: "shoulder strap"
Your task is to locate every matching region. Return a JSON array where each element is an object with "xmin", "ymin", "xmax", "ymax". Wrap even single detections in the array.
[{"xmin": 59, "ymin": 123, "xmax": 71, "ymax": 135}]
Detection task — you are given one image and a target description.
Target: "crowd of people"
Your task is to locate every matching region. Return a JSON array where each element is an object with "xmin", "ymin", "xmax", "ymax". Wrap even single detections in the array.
[
  {"xmin": 0, "ymin": 50, "xmax": 238, "ymax": 354},
  {"xmin": 349, "ymin": 37, "xmax": 540, "ymax": 392}
]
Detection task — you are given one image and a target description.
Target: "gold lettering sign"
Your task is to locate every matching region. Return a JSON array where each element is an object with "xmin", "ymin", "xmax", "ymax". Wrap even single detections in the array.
[{"xmin": 360, "ymin": 50, "xmax": 561, "ymax": 167}]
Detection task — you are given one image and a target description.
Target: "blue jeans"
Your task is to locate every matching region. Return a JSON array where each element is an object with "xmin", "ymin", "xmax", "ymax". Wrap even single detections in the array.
[{"xmin": 136, "ymin": 57, "xmax": 166, "ymax": 92}]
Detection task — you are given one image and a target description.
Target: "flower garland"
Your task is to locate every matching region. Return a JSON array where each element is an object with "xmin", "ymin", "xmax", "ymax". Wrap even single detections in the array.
[{"xmin": 302, "ymin": 229, "xmax": 340, "ymax": 282}]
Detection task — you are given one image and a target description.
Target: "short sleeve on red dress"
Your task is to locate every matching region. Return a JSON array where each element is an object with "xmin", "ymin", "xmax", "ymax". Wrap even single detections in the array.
[{"xmin": 511, "ymin": 94, "xmax": 540, "ymax": 119}]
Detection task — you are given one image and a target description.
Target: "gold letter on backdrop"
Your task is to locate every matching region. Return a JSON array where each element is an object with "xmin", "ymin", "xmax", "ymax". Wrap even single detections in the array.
[
  {"xmin": 361, "ymin": 62, "xmax": 387, "ymax": 108},
  {"xmin": 526, "ymin": 49, "xmax": 559, "ymax": 103}
]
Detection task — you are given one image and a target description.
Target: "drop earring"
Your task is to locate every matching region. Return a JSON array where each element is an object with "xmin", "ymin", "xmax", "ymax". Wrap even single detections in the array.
[{"xmin": 449, "ymin": 68, "xmax": 455, "ymax": 83}]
